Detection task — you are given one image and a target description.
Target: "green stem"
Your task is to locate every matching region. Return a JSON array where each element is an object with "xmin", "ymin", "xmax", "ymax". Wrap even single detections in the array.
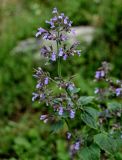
[{"xmin": 56, "ymin": 32, "xmax": 61, "ymax": 78}]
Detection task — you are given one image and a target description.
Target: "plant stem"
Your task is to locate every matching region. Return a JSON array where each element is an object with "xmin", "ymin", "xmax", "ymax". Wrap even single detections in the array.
[{"xmin": 56, "ymin": 32, "xmax": 61, "ymax": 78}]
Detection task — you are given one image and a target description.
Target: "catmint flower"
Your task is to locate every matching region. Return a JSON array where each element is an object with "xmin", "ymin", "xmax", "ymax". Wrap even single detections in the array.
[
  {"xmin": 70, "ymin": 110, "xmax": 75, "ymax": 119},
  {"xmin": 36, "ymin": 83, "xmax": 42, "ymax": 89},
  {"xmin": 115, "ymin": 88, "xmax": 122, "ymax": 96},
  {"xmin": 67, "ymin": 132, "xmax": 72, "ymax": 140},
  {"xmin": 59, "ymin": 48, "xmax": 63, "ymax": 56},
  {"xmin": 32, "ymin": 92, "xmax": 39, "ymax": 101},
  {"xmin": 71, "ymin": 29, "xmax": 76, "ymax": 35},
  {"xmin": 36, "ymin": 28, "xmax": 47, "ymax": 37},
  {"xmin": 95, "ymin": 71, "xmax": 101, "ymax": 79},
  {"xmin": 68, "ymin": 83, "xmax": 74, "ymax": 91},
  {"xmin": 52, "ymin": 7, "xmax": 58, "ymax": 14},
  {"xmin": 63, "ymin": 54, "xmax": 67, "ymax": 60},
  {"xmin": 44, "ymin": 77, "xmax": 49, "ymax": 85},
  {"xmin": 58, "ymin": 106, "xmax": 63, "ymax": 116},
  {"xmin": 40, "ymin": 93, "xmax": 45, "ymax": 100},
  {"xmin": 40, "ymin": 115, "xmax": 48, "ymax": 123},
  {"xmin": 76, "ymin": 50, "xmax": 81, "ymax": 56},
  {"xmin": 74, "ymin": 141, "xmax": 80, "ymax": 151},
  {"xmin": 64, "ymin": 17, "xmax": 68, "ymax": 24},
  {"xmin": 51, "ymin": 52, "xmax": 56, "ymax": 61},
  {"xmin": 60, "ymin": 34, "xmax": 68, "ymax": 41}
]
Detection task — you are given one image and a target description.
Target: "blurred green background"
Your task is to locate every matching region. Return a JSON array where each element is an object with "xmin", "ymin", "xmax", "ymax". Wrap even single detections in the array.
[{"xmin": 0, "ymin": 0, "xmax": 122, "ymax": 159}]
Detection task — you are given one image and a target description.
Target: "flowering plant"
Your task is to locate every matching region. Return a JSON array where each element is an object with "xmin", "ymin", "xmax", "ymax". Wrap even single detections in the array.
[{"xmin": 33, "ymin": 8, "xmax": 122, "ymax": 159}]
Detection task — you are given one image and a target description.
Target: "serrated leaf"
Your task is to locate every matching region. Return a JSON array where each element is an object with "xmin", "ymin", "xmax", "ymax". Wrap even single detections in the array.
[
  {"xmin": 94, "ymin": 133, "xmax": 122, "ymax": 154},
  {"xmin": 81, "ymin": 107, "xmax": 98, "ymax": 129},
  {"xmin": 107, "ymin": 102, "xmax": 122, "ymax": 111},
  {"xmin": 78, "ymin": 96, "xmax": 94, "ymax": 105},
  {"xmin": 79, "ymin": 144, "xmax": 100, "ymax": 160},
  {"xmin": 51, "ymin": 120, "xmax": 64, "ymax": 133}
]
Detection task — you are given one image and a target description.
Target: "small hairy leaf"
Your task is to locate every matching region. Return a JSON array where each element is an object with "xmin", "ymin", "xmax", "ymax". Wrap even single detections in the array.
[
  {"xmin": 79, "ymin": 144, "xmax": 100, "ymax": 160},
  {"xmin": 94, "ymin": 133, "xmax": 122, "ymax": 154},
  {"xmin": 78, "ymin": 96, "xmax": 94, "ymax": 106},
  {"xmin": 81, "ymin": 107, "xmax": 98, "ymax": 129}
]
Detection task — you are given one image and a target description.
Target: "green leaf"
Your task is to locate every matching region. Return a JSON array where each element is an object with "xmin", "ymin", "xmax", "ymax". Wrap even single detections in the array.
[
  {"xmin": 79, "ymin": 144, "xmax": 100, "ymax": 160},
  {"xmin": 51, "ymin": 120, "xmax": 64, "ymax": 133},
  {"xmin": 94, "ymin": 133, "xmax": 122, "ymax": 154},
  {"xmin": 78, "ymin": 96, "xmax": 94, "ymax": 106},
  {"xmin": 107, "ymin": 102, "xmax": 122, "ymax": 111},
  {"xmin": 81, "ymin": 107, "xmax": 98, "ymax": 129},
  {"xmin": 70, "ymin": 87, "xmax": 81, "ymax": 94}
]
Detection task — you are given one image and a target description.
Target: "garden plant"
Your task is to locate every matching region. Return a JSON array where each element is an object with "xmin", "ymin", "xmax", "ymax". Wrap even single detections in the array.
[{"xmin": 33, "ymin": 8, "xmax": 122, "ymax": 159}]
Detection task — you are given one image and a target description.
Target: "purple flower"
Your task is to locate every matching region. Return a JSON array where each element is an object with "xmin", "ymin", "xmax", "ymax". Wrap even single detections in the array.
[
  {"xmin": 68, "ymin": 21, "xmax": 72, "ymax": 27},
  {"xmin": 36, "ymin": 83, "xmax": 42, "ymax": 89},
  {"xmin": 52, "ymin": 16, "xmax": 57, "ymax": 21},
  {"xmin": 101, "ymin": 70, "xmax": 105, "ymax": 77},
  {"xmin": 115, "ymin": 88, "xmax": 122, "ymax": 96},
  {"xmin": 45, "ymin": 20, "xmax": 55, "ymax": 29},
  {"xmin": 68, "ymin": 84, "xmax": 74, "ymax": 91},
  {"xmin": 59, "ymin": 48, "xmax": 63, "ymax": 56},
  {"xmin": 71, "ymin": 29, "xmax": 76, "ymax": 35},
  {"xmin": 64, "ymin": 17, "xmax": 68, "ymax": 24},
  {"xmin": 40, "ymin": 115, "xmax": 47, "ymax": 120},
  {"xmin": 36, "ymin": 28, "xmax": 46, "ymax": 37},
  {"xmin": 67, "ymin": 132, "xmax": 72, "ymax": 140},
  {"xmin": 70, "ymin": 110, "xmax": 75, "ymax": 119},
  {"xmin": 40, "ymin": 93, "xmax": 45, "ymax": 100},
  {"xmin": 51, "ymin": 52, "xmax": 56, "ymax": 61},
  {"xmin": 40, "ymin": 115, "xmax": 48, "ymax": 123},
  {"xmin": 60, "ymin": 34, "xmax": 68, "ymax": 41},
  {"xmin": 44, "ymin": 77, "xmax": 49, "ymax": 85},
  {"xmin": 76, "ymin": 50, "xmax": 81, "ymax": 56},
  {"xmin": 74, "ymin": 141, "xmax": 80, "ymax": 151},
  {"xmin": 52, "ymin": 8, "xmax": 58, "ymax": 14},
  {"xmin": 63, "ymin": 54, "xmax": 67, "ymax": 60},
  {"xmin": 95, "ymin": 71, "xmax": 101, "ymax": 79},
  {"xmin": 58, "ymin": 106, "xmax": 63, "ymax": 116},
  {"xmin": 32, "ymin": 93, "xmax": 39, "ymax": 101}
]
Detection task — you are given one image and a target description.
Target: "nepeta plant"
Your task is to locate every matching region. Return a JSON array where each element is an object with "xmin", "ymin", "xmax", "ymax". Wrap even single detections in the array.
[{"xmin": 33, "ymin": 8, "xmax": 122, "ymax": 159}]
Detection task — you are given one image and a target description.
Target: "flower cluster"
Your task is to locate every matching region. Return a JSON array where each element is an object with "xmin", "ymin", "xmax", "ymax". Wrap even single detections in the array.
[
  {"xmin": 36, "ymin": 8, "xmax": 81, "ymax": 62},
  {"xmin": 94, "ymin": 61, "xmax": 122, "ymax": 98},
  {"xmin": 32, "ymin": 67, "xmax": 50, "ymax": 103}
]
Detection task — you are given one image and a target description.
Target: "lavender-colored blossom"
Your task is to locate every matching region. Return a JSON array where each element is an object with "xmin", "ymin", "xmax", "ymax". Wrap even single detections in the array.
[
  {"xmin": 115, "ymin": 88, "xmax": 122, "ymax": 96},
  {"xmin": 58, "ymin": 106, "xmax": 63, "ymax": 116},
  {"xmin": 36, "ymin": 83, "xmax": 42, "ymax": 89},
  {"xmin": 76, "ymin": 50, "xmax": 81, "ymax": 56},
  {"xmin": 36, "ymin": 28, "xmax": 46, "ymax": 37},
  {"xmin": 51, "ymin": 52, "xmax": 56, "ymax": 61},
  {"xmin": 32, "ymin": 93, "xmax": 39, "ymax": 101},
  {"xmin": 40, "ymin": 115, "xmax": 47, "ymax": 120},
  {"xmin": 101, "ymin": 70, "xmax": 105, "ymax": 77},
  {"xmin": 60, "ymin": 34, "xmax": 68, "ymax": 41},
  {"xmin": 64, "ymin": 17, "xmax": 68, "ymax": 24},
  {"xmin": 40, "ymin": 93, "xmax": 45, "ymax": 100},
  {"xmin": 59, "ymin": 48, "xmax": 63, "ymax": 56},
  {"xmin": 44, "ymin": 77, "xmax": 49, "ymax": 85},
  {"xmin": 70, "ymin": 110, "xmax": 75, "ymax": 119},
  {"xmin": 67, "ymin": 132, "xmax": 72, "ymax": 140},
  {"xmin": 95, "ymin": 71, "xmax": 101, "ymax": 79},
  {"xmin": 52, "ymin": 7, "xmax": 58, "ymax": 14},
  {"xmin": 63, "ymin": 54, "xmax": 67, "ymax": 60},
  {"xmin": 68, "ymin": 84, "xmax": 74, "ymax": 91},
  {"xmin": 68, "ymin": 21, "xmax": 72, "ymax": 27},
  {"xmin": 71, "ymin": 29, "xmax": 76, "ymax": 35},
  {"xmin": 74, "ymin": 141, "xmax": 80, "ymax": 151}
]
